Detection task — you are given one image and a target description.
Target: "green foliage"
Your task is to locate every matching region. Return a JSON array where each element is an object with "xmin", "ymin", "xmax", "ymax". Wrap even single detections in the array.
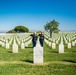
[
  {"xmin": 6, "ymin": 29, "xmax": 16, "ymax": 33},
  {"xmin": 7, "ymin": 25, "xmax": 29, "ymax": 33},
  {"xmin": 14, "ymin": 25, "xmax": 29, "ymax": 33},
  {"xmin": 53, "ymin": 29, "xmax": 60, "ymax": 33},
  {"xmin": 44, "ymin": 20, "xmax": 59, "ymax": 37},
  {"xmin": 36, "ymin": 31, "xmax": 41, "ymax": 33}
]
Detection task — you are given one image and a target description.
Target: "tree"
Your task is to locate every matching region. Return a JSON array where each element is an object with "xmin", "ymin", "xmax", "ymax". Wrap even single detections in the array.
[
  {"xmin": 6, "ymin": 29, "xmax": 16, "ymax": 33},
  {"xmin": 14, "ymin": 25, "xmax": 29, "ymax": 33},
  {"xmin": 6, "ymin": 25, "xmax": 29, "ymax": 33},
  {"xmin": 36, "ymin": 31, "xmax": 42, "ymax": 34},
  {"xmin": 44, "ymin": 19, "xmax": 59, "ymax": 38}
]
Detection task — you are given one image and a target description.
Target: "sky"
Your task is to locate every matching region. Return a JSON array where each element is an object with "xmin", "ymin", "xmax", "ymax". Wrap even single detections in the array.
[{"xmin": 0, "ymin": 0, "xmax": 76, "ymax": 32}]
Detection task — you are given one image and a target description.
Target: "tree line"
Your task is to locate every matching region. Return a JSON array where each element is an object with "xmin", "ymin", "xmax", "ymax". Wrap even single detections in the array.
[{"xmin": 7, "ymin": 19, "xmax": 60, "ymax": 38}]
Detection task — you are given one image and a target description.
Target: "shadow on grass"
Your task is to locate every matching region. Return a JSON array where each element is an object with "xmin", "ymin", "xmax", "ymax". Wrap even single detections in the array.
[
  {"xmin": 30, "ymin": 51, "xmax": 33, "ymax": 53},
  {"xmin": 21, "ymin": 59, "xmax": 33, "ymax": 63},
  {"xmin": 8, "ymin": 51, "xmax": 12, "ymax": 53},
  {"xmin": 72, "ymin": 50, "xmax": 76, "ymax": 52},
  {"xmin": 50, "ymin": 50, "xmax": 58, "ymax": 53},
  {"xmin": 25, "ymin": 46, "xmax": 33, "ymax": 48},
  {"xmin": 63, "ymin": 60, "xmax": 76, "ymax": 63}
]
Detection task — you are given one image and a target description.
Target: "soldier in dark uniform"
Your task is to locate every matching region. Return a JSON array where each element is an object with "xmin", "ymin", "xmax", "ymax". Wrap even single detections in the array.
[
  {"xmin": 38, "ymin": 32, "xmax": 44, "ymax": 47},
  {"xmin": 30, "ymin": 32, "xmax": 38, "ymax": 47}
]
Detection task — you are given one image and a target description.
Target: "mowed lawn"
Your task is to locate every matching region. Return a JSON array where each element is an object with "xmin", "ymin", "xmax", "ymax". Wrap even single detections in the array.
[{"xmin": 0, "ymin": 43, "xmax": 76, "ymax": 75}]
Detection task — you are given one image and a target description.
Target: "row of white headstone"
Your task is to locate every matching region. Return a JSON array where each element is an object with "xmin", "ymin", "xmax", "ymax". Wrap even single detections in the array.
[
  {"xmin": 44, "ymin": 32, "xmax": 76, "ymax": 53},
  {"xmin": 0, "ymin": 32, "xmax": 76, "ymax": 64},
  {"xmin": 0, "ymin": 33, "xmax": 44, "ymax": 64},
  {"xmin": 0, "ymin": 33, "xmax": 32, "ymax": 53}
]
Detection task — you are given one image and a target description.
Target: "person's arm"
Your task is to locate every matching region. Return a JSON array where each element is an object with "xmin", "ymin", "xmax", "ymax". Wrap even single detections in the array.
[
  {"xmin": 30, "ymin": 34, "xmax": 33, "ymax": 36},
  {"xmin": 38, "ymin": 34, "xmax": 40, "ymax": 36}
]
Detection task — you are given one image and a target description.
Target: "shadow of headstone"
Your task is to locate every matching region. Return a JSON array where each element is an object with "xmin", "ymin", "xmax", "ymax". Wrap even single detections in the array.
[
  {"xmin": 63, "ymin": 60, "xmax": 76, "ymax": 63},
  {"xmin": 21, "ymin": 60, "xmax": 33, "ymax": 63}
]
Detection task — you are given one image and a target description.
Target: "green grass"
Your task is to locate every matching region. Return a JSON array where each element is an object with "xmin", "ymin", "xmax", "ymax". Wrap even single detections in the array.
[{"xmin": 0, "ymin": 43, "xmax": 76, "ymax": 75}]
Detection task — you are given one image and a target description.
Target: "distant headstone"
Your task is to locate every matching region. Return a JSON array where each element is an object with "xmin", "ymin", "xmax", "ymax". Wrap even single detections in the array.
[
  {"xmin": 21, "ymin": 43, "xmax": 25, "ymax": 49},
  {"xmin": 9, "ymin": 41, "xmax": 12, "ymax": 45},
  {"xmin": 0, "ymin": 41, "xmax": 2, "ymax": 45},
  {"xmin": 2, "ymin": 42, "xmax": 5, "ymax": 47},
  {"xmin": 75, "ymin": 40, "xmax": 76, "ymax": 44},
  {"xmin": 5, "ymin": 40, "xmax": 8, "ymax": 43},
  {"xmin": 68, "ymin": 43, "xmax": 71, "ymax": 48},
  {"xmin": 49, "ymin": 38, "xmax": 51, "ymax": 40},
  {"xmin": 59, "ymin": 44, "xmax": 64, "ymax": 53},
  {"xmin": 12, "ymin": 43, "xmax": 18, "ymax": 53},
  {"xmin": 65, "ymin": 40, "xmax": 68, "ymax": 44},
  {"xmin": 25, "ymin": 42, "xmax": 28, "ymax": 47},
  {"xmin": 56, "ymin": 40, "xmax": 58, "ymax": 44},
  {"xmin": 72, "ymin": 41, "xmax": 75, "ymax": 46},
  {"xmin": 69, "ymin": 39, "xmax": 71, "ymax": 42},
  {"xmin": 6, "ymin": 43, "xmax": 10, "ymax": 49},
  {"xmin": 49, "ymin": 42, "xmax": 51, "ymax": 46},
  {"xmin": 18, "ymin": 41, "xmax": 20, "ymax": 45},
  {"xmin": 52, "ymin": 43, "xmax": 56, "ymax": 49}
]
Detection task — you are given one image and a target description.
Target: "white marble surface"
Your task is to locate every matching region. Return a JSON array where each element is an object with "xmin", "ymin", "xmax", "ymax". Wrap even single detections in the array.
[
  {"xmin": 33, "ymin": 42, "xmax": 43, "ymax": 64},
  {"xmin": 6, "ymin": 43, "xmax": 9, "ymax": 49},
  {"xmin": 68, "ymin": 43, "xmax": 71, "ymax": 48},
  {"xmin": 59, "ymin": 44, "xmax": 64, "ymax": 53},
  {"xmin": 52, "ymin": 43, "xmax": 56, "ymax": 49},
  {"xmin": 12, "ymin": 44, "xmax": 18, "ymax": 53},
  {"xmin": 21, "ymin": 43, "xmax": 25, "ymax": 49}
]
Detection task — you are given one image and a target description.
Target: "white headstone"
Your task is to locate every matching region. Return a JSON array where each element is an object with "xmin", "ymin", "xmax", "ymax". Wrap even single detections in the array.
[
  {"xmin": 6, "ymin": 43, "xmax": 10, "ymax": 49},
  {"xmin": 33, "ymin": 42, "xmax": 43, "ymax": 64},
  {"xmin": 49, "ymin": 38, "xmax": 51, "ymax": 40},
  {"xmin": 65, "ymin": 40, "xmax": 68, "ymax": 44},
  {"xmin": 25, "ymin": 42, "xmax": 28, "ymax": 47},
  {"xmin": 0, "ymin": 41, "xmax": 2, "ymax": 45},
  {"xmin": 18, "ymin": 41, "xmax": 20, "ymax": 45},
  {"xmin": 59, "ymin": 44, "xmax": 64, "ymax": 53},
  {"xmin": 72, "ymin": 41, "xmax": 75, "ymax": 46},
  {"xmin": 49, "ymin": 42, "xmax": 51, "ymax": 46},
  {"xmin": 68, "ymin": 43, "xmax": 71, "ymax": 48},
  {"xmin": 75, "ymin": 40, "xmax": 76, "ymax": 44},
  {"xmin": 2, "ymin": 42, "xmax": 5, "ymax": 47},
  {"xmin": 52, "ymin": 43, "xmax": 56, "ymax": 49},
  {"xmin": 56, "ymin": 40, "xmax": 58, "ymax": 44},
  {"xmin": 9, "ymin": 41, "xmax": 12, "ymax": 45},
  {"xmin": 21, "ymin": 43, "xmax": 25, "ymax": 49},
  {"xmin": 69, "ymin": 39, "xmax": 71, "ymax": 42},
  {"xmin": 6, "ymin": 40, "xmax": 8, "ymax": 43},
  {"xmin": 12, "ymin": 43, "xmax": 18, "ymax": 53}
]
